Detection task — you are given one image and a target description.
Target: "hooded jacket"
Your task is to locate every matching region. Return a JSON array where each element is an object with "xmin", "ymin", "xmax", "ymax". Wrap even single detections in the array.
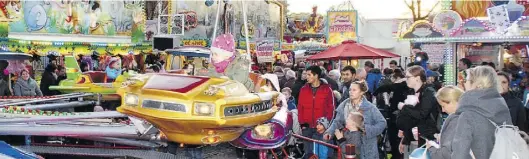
[
  {"xmin": 451, "ymin": 88, "xmax": 513, "ymax": 159},
  {"xmin": 428, "ymin": 113, "xmax": 459, "ymax": 159},
  {"xmin": 298, "ymin": 78, "xmax": 335, "ymax": 128},
  {"xmin": 14, "ymin": 78, "xmax": 42, "ymax": 96},
  {"xmin": 40, "ymin": 65, "xmax": 59, "ymax": 96}
]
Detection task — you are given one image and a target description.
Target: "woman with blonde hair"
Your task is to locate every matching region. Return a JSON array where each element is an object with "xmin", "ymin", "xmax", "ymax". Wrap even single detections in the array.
[
  {"xmin": 451, "ymin": 66, "xmax": 512, "ymax": 159},
  {"xmin": 427, "ymin": 86, "xmax": 464, "ymax": 159}
]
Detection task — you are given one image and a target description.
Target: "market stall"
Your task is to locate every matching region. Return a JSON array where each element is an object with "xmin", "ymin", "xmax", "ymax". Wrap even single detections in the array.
[{"xmin": 399, "ymin": 1, "xmax": 529, "ymax": 86}]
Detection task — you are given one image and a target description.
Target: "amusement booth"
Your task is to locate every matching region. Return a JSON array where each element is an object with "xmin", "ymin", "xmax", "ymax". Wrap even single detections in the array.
[{"xmin": 399, "ymin": 0, "xmax": 529, "ymax": 86}]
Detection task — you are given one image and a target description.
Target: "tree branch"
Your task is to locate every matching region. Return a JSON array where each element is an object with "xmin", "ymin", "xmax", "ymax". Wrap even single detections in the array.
[
  {"xmin": 404, "ymin": 0, "xmax": 413, "ymax": 9},
  {"xmin": 417, "ymin": 0, "xmax": 422, "ymax": 19},
  {"xmin": 419, "ymin": 0, "xmax": 440, "ymax": 20}
]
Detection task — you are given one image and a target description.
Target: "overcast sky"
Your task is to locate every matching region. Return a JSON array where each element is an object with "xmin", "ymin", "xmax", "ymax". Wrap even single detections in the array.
[{"xmin": 288, "ymin": 0, "xmax": 440, "ymax": 19}]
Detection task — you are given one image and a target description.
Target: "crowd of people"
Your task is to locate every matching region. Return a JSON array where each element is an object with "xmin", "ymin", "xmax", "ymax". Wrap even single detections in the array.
[{"xmin": 258, "ymin": 57, "xmax": 529, "ymax": 159}]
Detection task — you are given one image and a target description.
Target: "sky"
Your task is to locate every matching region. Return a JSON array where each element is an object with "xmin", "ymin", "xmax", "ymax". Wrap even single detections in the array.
[{"xmin": 288, "ymin": 0, "xmax": 441, "ymax": 19}]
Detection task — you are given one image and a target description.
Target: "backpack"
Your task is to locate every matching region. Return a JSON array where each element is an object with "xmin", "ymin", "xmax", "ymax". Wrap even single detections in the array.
[{"xmin": 487, "ymin": 119, "xmax": 529, "ymax": 159}]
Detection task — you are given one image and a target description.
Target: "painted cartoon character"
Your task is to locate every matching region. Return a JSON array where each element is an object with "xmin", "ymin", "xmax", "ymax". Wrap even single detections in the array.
[
  {"xmin": 306, "ymin": 6, "xmax": 324, "ymax": 33},
  {"xmin": 23, "ymin": 1, "xmax": 49, "ymax": 32},
  {"xmin": 89, "ymin": 1, "xmax": 104, "ymax": 35},
  {"xmin": 0, "ymin": 0, "xmax": 21, "ymax": 19},
  {"xmin": 208, "ymin": 33, "xmax": 254, "ymax": 90},
  {"xmin": 105, "ymin": 57, "xmax": 122, "ymax": 82}
]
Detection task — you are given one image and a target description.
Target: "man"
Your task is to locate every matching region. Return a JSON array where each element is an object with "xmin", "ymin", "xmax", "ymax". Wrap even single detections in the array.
[
  {"xmin": 298, "ymin": 66, "xmax": 335, "ymax": 128},
  {"xmin": 298, "ymin": 66, "xmax": 335, "ymax": 158},
  {"xmin": 339, "ymin": 66, "xmax": 356, "ymax": 103},
  {"xmin": 365, "ymin": 61, "xmax": 382, "ymax": 97},
  {"xmin": 56, "ymin": 66, "xmax": 67, "ymax": 83},
  {"xmin": 389, "ymin": 60, "xmax": 398, "ymax": 70},
  {"xmin": 457, "ymin": 58, "xmax": 472, "ymax": 90}
]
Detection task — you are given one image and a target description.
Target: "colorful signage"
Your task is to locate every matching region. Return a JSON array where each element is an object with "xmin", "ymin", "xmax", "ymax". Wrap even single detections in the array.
[
  {"xmin": 181, "ymin": 39, "xmax": 208, "ymax": 47},
  {"xmin": 402, "ymin": 20, "xmax": 444, "ymax": 38},
  {"xmin": 450, "ymin": 18, "xmax": 494, "ymax": 37},
  {"xmin": 327, "ymin": 11, "xmax": 357, "ymax": 45},
  {"xmin": 295, "ymin": 41, "xmax": 329, "ymax": 51},
  {"xmin": 281, "ymin": 43, "xmax": 295, "ymax": 51},
  {"xmin": 256, "ymin": 40, "xmax": 274, "ymax": 63},
  {"xmin": 8, "ymin": 1, "xmax": 145, "ymax": 43},
  {"xmin": 433, "ymin": 10, "xmax": 463, "ymax": 34}
]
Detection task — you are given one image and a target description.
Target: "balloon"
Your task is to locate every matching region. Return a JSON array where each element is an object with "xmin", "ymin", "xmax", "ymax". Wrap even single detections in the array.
[{"xmin": 205, "ymin": 0, "xmax": 214, "ymax": 7}]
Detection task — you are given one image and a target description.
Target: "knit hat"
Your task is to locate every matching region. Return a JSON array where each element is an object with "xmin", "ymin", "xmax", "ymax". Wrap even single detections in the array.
[
  {"xmin": 211, "ymin": 34, "xmax": 236, "ymax": 60},
  {"xmin": 316, "ymin": 117, "xmax": 330, "ymax": 129},
  {"xmin": 285, "ymin": 70, "xmax": 296, "ymax": 80}
]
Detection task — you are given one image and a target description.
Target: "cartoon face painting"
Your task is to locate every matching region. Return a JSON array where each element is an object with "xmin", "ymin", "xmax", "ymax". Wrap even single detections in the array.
[{"xmin": 25, "ymin": 4, "xmax": 47, "ymax": 31}]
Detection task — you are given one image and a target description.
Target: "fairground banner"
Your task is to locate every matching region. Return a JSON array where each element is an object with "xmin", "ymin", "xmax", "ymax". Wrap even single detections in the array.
[
  {"xmin": 327, "ymin": 11, "xmax": 357, "ymax": 45},
  {"xmin": 256, "ymin": 40, "xmax": 275, "ymax": 63}
]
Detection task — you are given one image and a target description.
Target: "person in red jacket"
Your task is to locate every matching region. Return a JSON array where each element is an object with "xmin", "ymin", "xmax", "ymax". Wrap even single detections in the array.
[
  {"xmin": 299, "ymin": 66, "xmax": 335, "ymax": 158},
  {"xmin": 298, "ymin": 66, "xmax": 335, "ymax": 128}
]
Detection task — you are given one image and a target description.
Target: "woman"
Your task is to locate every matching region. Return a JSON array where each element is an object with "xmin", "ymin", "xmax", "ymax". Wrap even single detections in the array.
[
  {"xmin": 498, "ymin": 72, "xmax": 528, "ymax": 132},
  {"xmin": 374, "ymin": 68, "xmax": 408, "ymax": 159},
  {"xmin": 451, "ymin": 66, "xmax": 513, "ymax": 159},
  {"xmin": 427, "ymin": 86, "xmax": 464, "ymax": 159},
  {"xmin": 324, "ymin": 80, "xmax": 387, "ymax": 159},
  {"xmin": 40, "ymin": 64, "xmax": 59, "ymax": 96},
  {"xmin": 291, "ymin": 69, "xmax": 307, "ymax": 104},
  {"xmin": 397, "ymin": 66, "xmax": 440, "ymax": 154},
  {"xmin": 14, "ymin": 69, "xmax": 42, "ymax": 97}
]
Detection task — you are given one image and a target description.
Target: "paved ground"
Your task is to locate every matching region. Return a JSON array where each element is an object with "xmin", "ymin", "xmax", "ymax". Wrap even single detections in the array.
[{"xmin": 17, "ymin": 143, "xmax": 241, "ymax": 159}]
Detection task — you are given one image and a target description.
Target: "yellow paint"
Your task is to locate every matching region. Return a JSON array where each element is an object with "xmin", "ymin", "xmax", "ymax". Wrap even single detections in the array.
[
  {"xmin": 327, "ymin": 11, "xmax": 357, "ymax": 45},
  {"xmin": 116, "ymin": 75, "xmax": 279, "ymax": 145}
]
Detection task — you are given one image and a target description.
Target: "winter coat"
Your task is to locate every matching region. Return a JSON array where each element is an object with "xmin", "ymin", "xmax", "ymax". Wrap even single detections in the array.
[
  {"xmin": 312, "ymin": 131, "xmax": 331, "ymax": 159},
  {"xmin": 0, "ymin": 79, "xmax": 11, "ymax": 96},
  {"xmin": 14, "ymin": 78, "xmax": 42, "ymax": 96},
  {"xmin": 397, "ymin": 86, "xmax": 440, "ymax": 144},
  {"xmin": 287, "ymin": 97, "xmax": 296, "ymax": 111},
  {"xmin": 337, "ymin": 131, "xmax": 362, "ymax": 157},
  {"xmin": 322, "ymin": 74, "xmax": 339, "ymax": 91},
  {"xmin": 40, "ymin": 71, "xmax": 59, "ymax": 96},
  {"xmin": 366, "ymin": 69, "xmax": 382, "ymax": 94},
  {"xmin": 503, "ymin": 91, "xmax": 529, "ymax": 132},
  {"xmin": 283, "ymin": 78, "xmax": 296, "ymax": 90},
  {"xmin": 339, "ymin": 81, "xmax": 351, "ymax": 104},
  {"xmin": 373, "ymin": 78, "xmax": 408, "ymax": 113},
  {"xmin": 297, "ymin": 79, "xmax": 335, "ymax": 128},
  {"xmin": 428, "ymin": 114, "xmax": 459, "ymax": 159},
  {"xmin": 326, "ymin": 97, "xmax": 387, "ymax": 159},
  {"xmin": 292, "ymin": 79, "xmax": 306, "ymax": 105},
  {"xmin": 451, "ymin": 88, "xmax": 513, "ymax": 159},
  {"xmin": 208, "ymin": 53, "xmax": 254, "ymax": 90}
]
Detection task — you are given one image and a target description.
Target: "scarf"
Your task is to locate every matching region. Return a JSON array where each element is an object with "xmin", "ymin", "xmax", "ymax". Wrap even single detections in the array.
[
  {"xmin": 213, "ymin": 55, "xmax": 235, "ymax": 73},
  {"xmin": 343, "ymin": 98, "xmax": 361, "ymax": 120}
]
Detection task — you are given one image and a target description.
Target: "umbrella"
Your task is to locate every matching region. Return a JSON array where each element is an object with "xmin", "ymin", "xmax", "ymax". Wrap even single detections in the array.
[{"xmin": 307, "ymin": 40, "xmax": 400, "ymax": 60}]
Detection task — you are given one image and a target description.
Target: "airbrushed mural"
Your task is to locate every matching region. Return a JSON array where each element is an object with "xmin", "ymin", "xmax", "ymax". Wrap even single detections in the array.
[
  {"xmin": 172, "ymin": 1, "xmax": 281, "ymax": 41},
  {"xmin": 286, "ymin": 6, "xmax": 326, "ymax": 35},
  {"xmin": 8, "ymin": 0, "xmax": 145, "ymax": 43}
]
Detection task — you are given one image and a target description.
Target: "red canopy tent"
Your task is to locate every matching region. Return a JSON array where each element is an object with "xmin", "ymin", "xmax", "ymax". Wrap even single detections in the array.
[{"xmin": 307, "ymin": 40, "xmax": 400, "ymax": 60}]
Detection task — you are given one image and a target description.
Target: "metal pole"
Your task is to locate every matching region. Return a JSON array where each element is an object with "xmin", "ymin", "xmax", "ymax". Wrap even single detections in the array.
[
  {"xmin": 0, "ymin": 125, "xmax": 138, "ymax": 138},
  {"xmin": 242, "ymin": 0, "xmax": 251, "ymax": 71},
  {"xmin": 0, "ymin": 111, "xmax": 126, "ymax": 124},
  {"xmin": 21, "ymin": 101, "xmax": 95, "ymax": 110},
  {"xmin": 0, "ymin": 93, "xmax": 94, "ymax": 107},
  {"xmin": 73, "ymin": 136, "xmax": 161, "ymax": 148}
]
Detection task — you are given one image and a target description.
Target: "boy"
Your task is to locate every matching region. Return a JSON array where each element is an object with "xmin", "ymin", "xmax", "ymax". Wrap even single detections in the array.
[
  {"xmin": 281, "ymin": 87, "xmax": 296, "ymax": 111},
  {"xmin": 303, "ymin": 117, "xmax": 333, "ymax": 159}
]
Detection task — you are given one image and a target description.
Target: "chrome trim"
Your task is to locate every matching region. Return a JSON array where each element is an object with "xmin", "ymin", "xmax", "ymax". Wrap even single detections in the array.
[
  {"xmin": 223, "ymin": 100, "xmax": 272, "ymax": 117},
  {"xmin": 141, "ymin": 99, "xmax": 187, "ymax": 113}
]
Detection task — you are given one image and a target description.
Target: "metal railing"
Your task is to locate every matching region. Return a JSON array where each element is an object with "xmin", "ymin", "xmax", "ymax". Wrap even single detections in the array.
[{"xmin": 292, "ymin": 134, "xmax": 343, "ymax": 159}]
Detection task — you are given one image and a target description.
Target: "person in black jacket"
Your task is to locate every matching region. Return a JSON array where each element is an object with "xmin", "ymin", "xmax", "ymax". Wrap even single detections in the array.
[
  {"xmin": 397, "ymin": 66, "xmax": 440, "ymax": 152},
  {"xmin": 498, "ymin": 72, "xmax": 528, "ymax": 132},
  {"xmin": 374, "ymin": 69, "xmax": 408, "ymax": 159},
  {"xmin": 292, "ymin": 69, "xmax": 307, "ymax": 105},
  {"xmin": 40, "ymin": 64, "xmax": 60, "ymax": 96}
]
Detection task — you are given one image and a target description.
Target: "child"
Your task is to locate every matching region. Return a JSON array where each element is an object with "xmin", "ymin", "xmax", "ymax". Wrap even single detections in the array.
[
  {"xmin": 281, "ymin": 87, "xmax": 296, "ymax": 111},
  {"xmin": 308, "ymin": 117, "xmax": 333, "ymax": 159},
  {"xmin": 335, "ymin": 112, "xmax": 364, "ymax": 156},
  {"xmin": 105, "ymin": 58, "xmax": 122, "ymax": 82}
]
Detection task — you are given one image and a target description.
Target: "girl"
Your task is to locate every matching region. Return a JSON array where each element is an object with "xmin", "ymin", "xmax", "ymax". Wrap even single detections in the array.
[{"xmin": 427, "ymin": 86, "xmax": 464, "ymax": 159}]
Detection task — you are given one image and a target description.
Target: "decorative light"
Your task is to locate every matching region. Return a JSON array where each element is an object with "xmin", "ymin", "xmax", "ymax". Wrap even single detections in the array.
[{"xmin": 443, "ymin": 45, "xmax": 455, "ymax": 86}]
